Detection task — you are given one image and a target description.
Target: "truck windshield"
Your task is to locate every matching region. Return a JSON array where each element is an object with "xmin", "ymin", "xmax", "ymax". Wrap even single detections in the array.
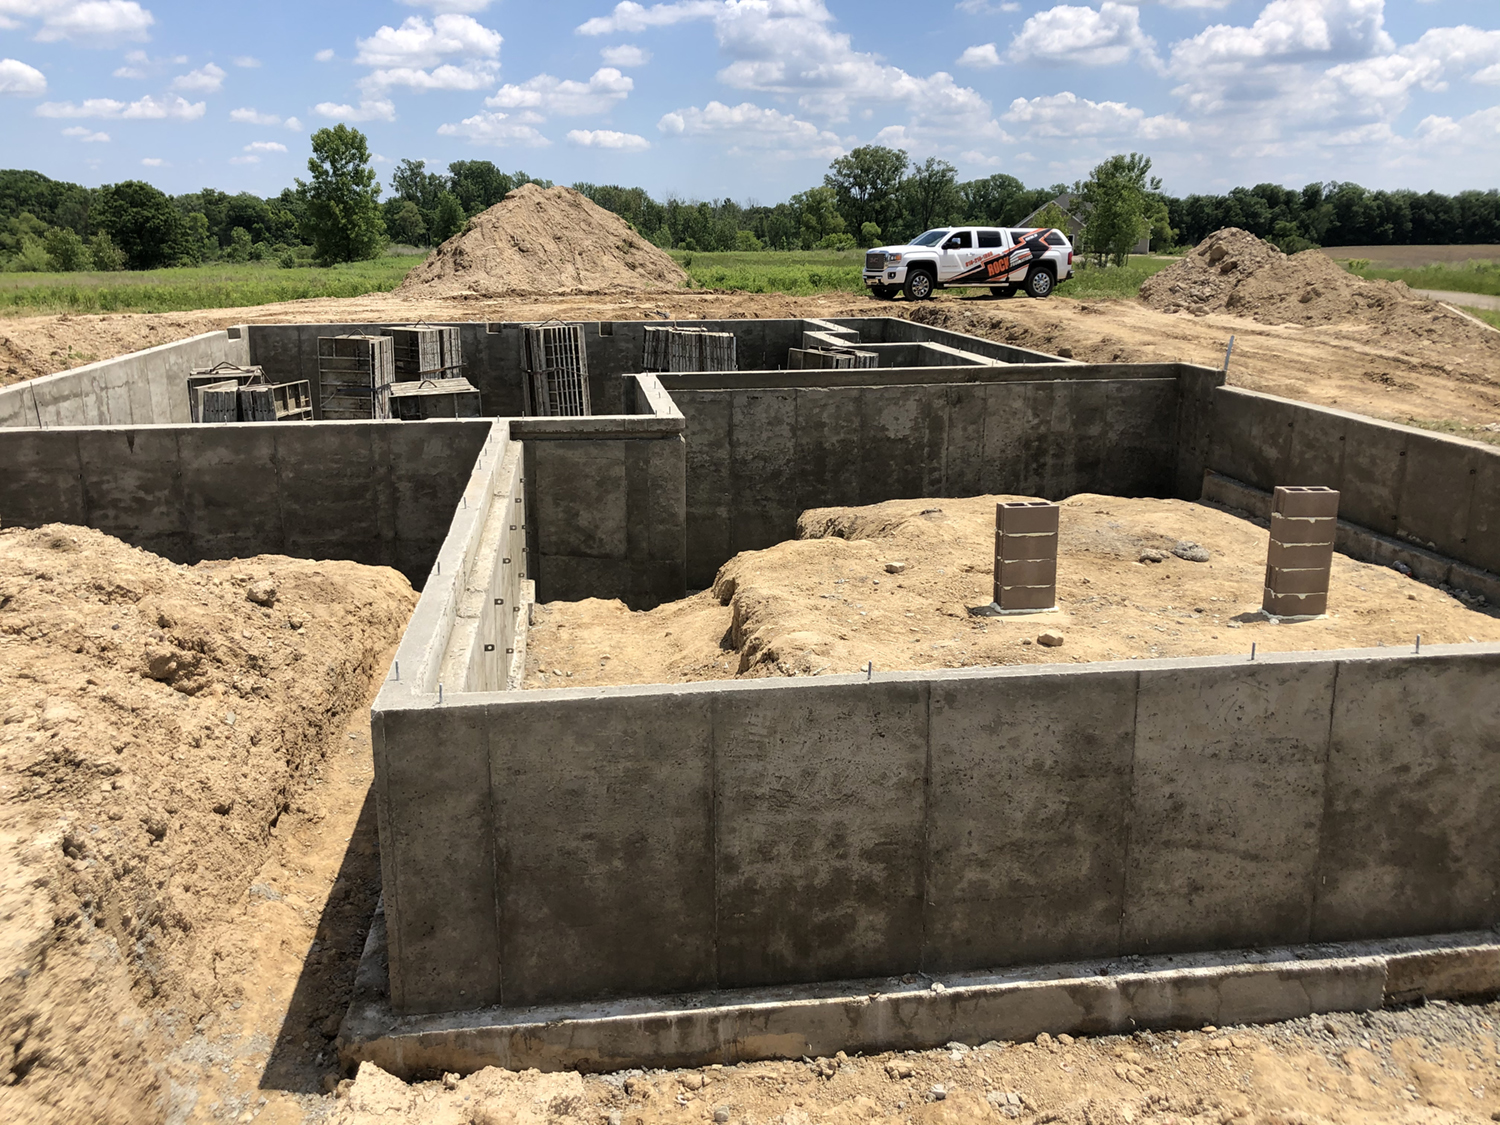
[{"xmin": 910, "ymin": 229, "xmax": 948, "ymax": 247}]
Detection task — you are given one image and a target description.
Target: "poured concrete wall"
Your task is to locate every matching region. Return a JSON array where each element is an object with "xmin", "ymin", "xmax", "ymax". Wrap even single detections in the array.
[
  {"xmin": 663, "ymin": 364, "xmax": 1182, "ymax": 587},
  {"xmin": 370, "ymin": 644, "xmax": 1500, "ymax": 1015},
  {"xmin": 0, "ymin": 419, "xmax": 490, "ymax": 585},
  {"xmin": 0, "ymin": 329, "xmax": 250, "ymax": 429},
  {"xmin": 1206, "ymin": 387, "xmax": 1500, "ymax": 579}
]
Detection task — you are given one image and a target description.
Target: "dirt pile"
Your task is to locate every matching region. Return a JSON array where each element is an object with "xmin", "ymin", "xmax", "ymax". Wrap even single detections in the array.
[
  {"xmin": 524, "ymin": 494, "xmax": 1499, "ymax": 690},
  {"xmin": 0, "ymin": 525, "xmax": 415, "ymax": 1124},
  {"xmin": 396, "ymin": 184, "xmax": 687, "ymax": 299}
]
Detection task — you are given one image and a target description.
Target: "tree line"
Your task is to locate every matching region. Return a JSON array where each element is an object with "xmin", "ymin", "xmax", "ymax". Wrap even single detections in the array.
[{"xmin": 2, "ymin": 122, "xmax": 1497, "ymax": 273}]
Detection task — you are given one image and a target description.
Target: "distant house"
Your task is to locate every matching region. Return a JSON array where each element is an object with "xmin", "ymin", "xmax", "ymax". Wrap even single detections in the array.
[{"xmin": 1020, "ymin": 192, "xmax": 1151, "ymax": 255}]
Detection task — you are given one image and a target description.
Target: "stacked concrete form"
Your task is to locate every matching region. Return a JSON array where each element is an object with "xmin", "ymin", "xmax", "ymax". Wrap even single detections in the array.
[
  {"xmin": 524, "ymin": 323, "xmax": 592, "ymax": 417},
  {"xmin": 644, "ymin": 326, "xmax": 737, "ymax": 373},
  {"xmin": 787, "ymin": 346, "xmax": 878, "ymax": 370},
  {"xmin": 239, "ymin": 380, "xmax": 314, "ymax": 422},
  {"xmin": 1264, "ymin": 486, "xmax": 1339, "ymax": 618},
  {"xmin": 390, "ymin": 378, "xmax": 482, "ymax": 421},
  {"xmin": 318, "ymin": 335, "xmax": 395, "ymax": 421},
  {"xmin": 188, "ymin": 362, "xmax": 265, "ymax": 423},
  {"xmin": 993, "ymin": 501, "xmax": 1060, "ymax": 612},
  {"xmin": 387, "ymin": 325, "xmax": 463, "ymax": 382}
]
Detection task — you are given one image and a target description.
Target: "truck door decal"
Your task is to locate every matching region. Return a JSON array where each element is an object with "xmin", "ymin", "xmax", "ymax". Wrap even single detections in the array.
[{"xmin": 948, "ymin": 228, "xmax": 1052, "ymax": 286}]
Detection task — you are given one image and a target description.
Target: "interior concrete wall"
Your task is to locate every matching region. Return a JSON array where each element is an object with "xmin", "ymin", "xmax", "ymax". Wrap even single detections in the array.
[
  {"xmin": 1206, "ymin": 387, "xmax": 1500, "ymax": 579},
  {"xmin": 828, "ymin": 317, "xmax": 1069, "ymax": 364},
  {"xmin": 370, "ymin": 643, "xmax": 1500, "ymax": 1016},
  {"xmin": 663, "ymin": 364, "xmax": 1181, "ymax": 588},
  {"xmin": 0, "ymin": 329, "xmax": 250, "ymax": 430},
  {"xmin": 0, "ymin": 419, "xmax": 490, "ymax": 585}
]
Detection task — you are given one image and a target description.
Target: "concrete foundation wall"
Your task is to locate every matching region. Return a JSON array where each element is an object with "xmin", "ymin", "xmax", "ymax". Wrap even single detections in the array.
[
  {"xmin": 371, "ymin": 644, "xmax": 1500, "ymax": 1016},
  {"xmin": 1206, "ymin": 387, "xmax": 1500, "ymax": 579},
  {"xmin": 664, "ymin": 365, "xmax": 1181, "ymax": 587},
  {"xmin": 0, "ymin": 419, "xmax": 490, "ymax": 585},
  {"xmin": 828, "ymin": 317, "xmax": 1069, "ymax": 364},
  {"xmin": 0, "ymin": 329, "xmax": 250, "ymax": 429}
]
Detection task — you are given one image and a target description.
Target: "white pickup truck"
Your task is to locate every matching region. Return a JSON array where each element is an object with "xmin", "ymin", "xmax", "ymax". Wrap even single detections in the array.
[{"xmin": 863, "ymin": 226, "xmax": 1074, "ymax": 301}]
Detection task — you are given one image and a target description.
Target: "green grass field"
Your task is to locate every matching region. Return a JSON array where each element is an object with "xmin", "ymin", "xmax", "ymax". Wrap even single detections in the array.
[
  {"xmin": 1347, "ymin": 260, "xmax": 1500, "ymax": 299},
  {"xmin": 0, "ymin": 254, "xmax": 424, "ymax": 316}
]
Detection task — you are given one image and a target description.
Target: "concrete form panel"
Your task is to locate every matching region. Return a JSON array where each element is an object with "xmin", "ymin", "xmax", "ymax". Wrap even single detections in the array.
[
  {"xmin": 713, "ymin": 680, "xmax": 928, "ymax": 988},
  {"xmin": 1124, "ymin": 661, "xmax": 1335, "ymax": 953},
  {"xmin": 925, "ymin": 669, "xmax": 1136, "ymax": 970},
  {"xmin": 1315, "ymin": 653, "xmax": 1500, "ymax": 941},
  {"xmin": 490, "ymin": 693, "xmax": 716, "ymax": 1006},
  {"xmin": 378, "ymin": 705, "xmax": 502, "ymax": 1014}
]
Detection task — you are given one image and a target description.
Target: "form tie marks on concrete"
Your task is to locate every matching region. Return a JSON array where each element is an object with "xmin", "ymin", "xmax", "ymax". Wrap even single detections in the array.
[{"xmin": 1, "ymin": 316, "xmax": 1497, "ymax": 1073}]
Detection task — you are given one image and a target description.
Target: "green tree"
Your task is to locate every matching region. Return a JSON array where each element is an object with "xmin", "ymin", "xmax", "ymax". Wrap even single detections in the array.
[
  {"xmin": 789, "ymin": 186, "xmax": 846, "ymax": 250},
  {"xmin": 297, "ymin": 124, "xmax": 387, "ymax": 265},
  {"xmin": 1028, "ymin": 201, "xmax": 1073, "ymax": 234},
  {"xmin": 860, "ymin": 221, "xmax": 882, "ymax": 246},
  {"xmin": 733, "ymin": 229, "xmax": 763, "ymax": 251},
  {"xmin": 824, "ymin": 145, "xmax": 908, "ymax": 238},
  {"xmin": 88, "ymin": 231, "xmax": 124, "ymax": 271},
  {"xmin": 391, "ymin": 159, "xmax": 447, "ymax": 213},
  {"xmin": 225, "ymin": 226, "xmax": 253, "ymax": 263},
  {"xmin": 1075, "ymin": 153, "xmax": 1160, "ymax": 267},
  {"xmin": 43, "ymin": 226, "xmax": 89, "ymax": 271},
  {"xmin": 8, "ymin": 235, "xmax": 50, "ymax": 272},
  {"xmin": 386, "ymin": 200, "xmax": 428, "ymax": 247},
  {"xmin": 431, "ymin": 191, "xmax": 467, "ymax": 243},
  {"xmin": 95, "ymin": 180, "xmax": 186, "ymax": 269},
  {"xmin": 900, "ymin": 157, "xmax": 961, "ymax": 236}
]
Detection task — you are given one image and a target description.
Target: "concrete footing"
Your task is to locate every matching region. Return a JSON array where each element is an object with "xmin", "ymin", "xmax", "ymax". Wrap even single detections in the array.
[{"xmin": 339, "ymin": 904, "xmax": 1499, "ymax": 1080}]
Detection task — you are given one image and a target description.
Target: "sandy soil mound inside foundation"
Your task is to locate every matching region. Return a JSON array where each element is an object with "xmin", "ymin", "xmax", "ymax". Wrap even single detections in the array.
[
  {"xmin": 1139, "ymin": 228, "xmax": 1500, "ymax": 347},
  {"xmin": 0, "ymin": 525, "xmax": 415, "ymax": 1124},
  {"xmin": 524, "ymin": 494, "xmax": 1499, "ymax": 689},
  {"xmin": 395, "ymin": 184, "xmax": 687, "ymax": 299}
]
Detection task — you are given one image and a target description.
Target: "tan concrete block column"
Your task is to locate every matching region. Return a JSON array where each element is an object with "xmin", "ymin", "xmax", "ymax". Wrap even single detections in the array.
[
  {"xmin": 994, "ymin": 501, "xmax": 1059, "ymax": 613},
  {"xmin": 1264, "ymin": 486, "xmax": 1340, "ymax": 618}
]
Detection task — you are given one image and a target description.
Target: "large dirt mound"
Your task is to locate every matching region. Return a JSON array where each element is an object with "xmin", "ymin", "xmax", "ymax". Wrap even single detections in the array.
[
  {"xmin": 0, "ymin": 526, "xmax": 414, "ymax": 1123},
  {"xmin": 1144, "ymin": 227, "xmax": 1492, "ymax": 326},
  {"xmin": 397, "ymin": 183, "xmax": 687, "ymax": 298}
]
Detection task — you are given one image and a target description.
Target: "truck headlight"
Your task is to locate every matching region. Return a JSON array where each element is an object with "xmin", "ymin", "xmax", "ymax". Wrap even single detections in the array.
[{"xmin": 887, "ymin": 253, "xmax": 902, "ymax": 263}]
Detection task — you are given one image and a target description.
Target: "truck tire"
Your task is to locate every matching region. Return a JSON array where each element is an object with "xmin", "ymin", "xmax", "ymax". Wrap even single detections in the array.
[
  {"xmin": 1024, "ymin": 267, "xmax": 1055, "ymax": 299},
  {"xmin": 904, "ymin": 269, "xmax": 935, "ymax": 301},
  {"xmin": 871, "ymin": 285, "xmax": 897, "ymax": 300}
]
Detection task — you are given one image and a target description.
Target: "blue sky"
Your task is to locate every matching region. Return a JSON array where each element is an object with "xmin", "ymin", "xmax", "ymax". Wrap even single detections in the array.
[{"xmin": 2, "ymin": 1, "xmax": 1498, "ymax": 202}]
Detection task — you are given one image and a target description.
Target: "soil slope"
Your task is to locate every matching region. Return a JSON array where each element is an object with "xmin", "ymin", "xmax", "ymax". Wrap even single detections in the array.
[
  {"xmin": 524, "ymin": 494, "xmax": 1499, "ymax": 689},
  {"xmin": 396, "ymin": 183, "xmax": 687, "ymax": 299},
  {"xmin": 0, "ymin": 526, "xmax": 415, "ymax": 1124}
]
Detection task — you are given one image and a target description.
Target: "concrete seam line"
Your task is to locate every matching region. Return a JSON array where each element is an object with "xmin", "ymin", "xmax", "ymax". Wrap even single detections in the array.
[
  {"xmin": 1308, "ymin": 659, "xmax": 1342, "ymax": 942},
  {"xmin": 1116, "ymin": 668, "xmax": 1141, "ymax": 955}
]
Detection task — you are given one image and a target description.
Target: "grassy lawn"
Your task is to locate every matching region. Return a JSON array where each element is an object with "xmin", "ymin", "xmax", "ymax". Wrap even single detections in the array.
[
  {"xmin": 1346, "ymin": 260, "xmax": 1500, "ymax": 298},
  {"xmin": 673, "ymin": 249, "xmax": 1174, "ymax": 300},
  {"xmin": 0, "ymin": 253, "xmax": 424, "ymax": 316}
]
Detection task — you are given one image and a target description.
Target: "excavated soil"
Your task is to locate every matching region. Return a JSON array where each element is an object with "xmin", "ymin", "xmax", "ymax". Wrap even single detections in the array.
[
  {"xmin": 331, "ymin": 1000, "xmax": 1500, "ymax": 1124},
  {"xmin": 395, "ymin": 184, "xmax": 687, "ymax": 299},
  {"xmin": 524, "ymin": 495, "xmax": 1500, "ymax": 689},
  {"xmin": 0, "ymin": 525, "xmax": 415, "ymax": 1124}
]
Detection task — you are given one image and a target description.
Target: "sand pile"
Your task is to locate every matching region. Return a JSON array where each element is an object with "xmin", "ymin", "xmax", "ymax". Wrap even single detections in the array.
[
  {"xmin": 396, "ymin": 183, "xmax": 687, "ymax": 299},
  {"xmin": 0, "ymin": 526, "xmax": 414, "ymax": 1122},
  {"xmin": 1138, "ymin": 228, "xmax": 1500, "ymax": 340}
]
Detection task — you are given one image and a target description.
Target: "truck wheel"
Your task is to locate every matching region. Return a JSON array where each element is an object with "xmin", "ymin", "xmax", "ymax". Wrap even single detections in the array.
[
  {"xmin": 904, "ymin": 270, "xmax": 935, "ymax": 301},
  {"xmin": 871, "ymin": 285, "xmax": 897, "ymax": 300},
  {"xmin": 1024, "ymin": 268, "xmax": 1055, "ymax": 299}
]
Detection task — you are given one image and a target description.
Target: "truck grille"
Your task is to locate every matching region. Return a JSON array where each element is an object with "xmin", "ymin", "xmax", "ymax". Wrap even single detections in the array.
[{"xmin": 864, "ymin": 252, "xmax": 885, "ymax": 272}]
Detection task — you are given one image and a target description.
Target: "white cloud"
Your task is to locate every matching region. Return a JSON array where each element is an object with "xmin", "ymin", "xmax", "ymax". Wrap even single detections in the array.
[
  {"xmin": 437, "ymin": 110, "xmax": 551, "ymax": 146},
  {"xmin": 36, "ymin": 92, "xmax": 205, "ymax": 119},
  {"xmin": 314, "ymin": 48, "xmax": 335, "ymax": 62},
  {"xmin": 1004, "ymin": 90, "xmax": 1190, "ymax": 140},
  {"xmin": 600, "ymin": 43, "xmax": 650, "ymax": 67},
  {"xmin": 26, "ymin": 0, "xmax": 155, "ymax": 46},
  {"xmin": 62, "ymin": 124, "xmax": 108, "ymax": 140},
  {"xmin": 171, "ymin": 62, "xmax": 225, "ymax": 93},
  {"xmin": 140, "ymin": 156, "xmax": 162, "ymax": 165},
  {"xmin": 568, "ymin": 128, "xmax": 651, "ymax": 150},
  {"xmin": 244, "ymin": 140, "xmax": 287, "ymax": 153},
  {"xmin": 230, "ymin": 154, "xmax": 259, "ymax": 164},
  {"xmin": 313, "ymin": 98, "xmax": 396, "ymax": 122},
  {"xmin": 1478, "ymin": 63, "xmax": 1500, "ymax": 86},
  {"xmin": 955, "ymin": 1, "xmax": 1021, "ymax": 12},
  {"xmin": 230, "ymin": 107, "xmax": 280, "ymax": 125},
  {"xmin": 232, "ymin": 56, "xmax": 260, "ymax": 68},
  {"xmin": 1011, "ymin": 2, "xmax": 1160, "ymax": 68},
  {"xmin": 657, "ymin": 100, "xmax": 845, "ymax": 158},
  {"xmin": 285, "ymin": 115, "xmax": 302, "ymax": 130},
  {"xmin": 487, "ymin": 67, "xmax": 632, "ymax": 116},
  {"xmin": 355, "ymin": 13, "xmax": 502, "ymax": 92},
  {"xmin": 0, "ymin": 57, "xmax": 46, "ymax": 95},
  {"xmin": 398, "ymin": 0, "xmax": 494, "ymax": 10},
  {"xmin": 957, "ymin": 43, "xmax": 1001, "ymax": 68},
  {"xmin": 577, "ymin": 1, "xmax": 722, "ymax": 36}
]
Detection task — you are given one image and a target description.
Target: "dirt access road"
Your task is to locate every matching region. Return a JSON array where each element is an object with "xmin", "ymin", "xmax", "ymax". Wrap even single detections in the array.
[{"xmin": 2, "ymin": 284, "xmax": 1498, "ymax": 436}]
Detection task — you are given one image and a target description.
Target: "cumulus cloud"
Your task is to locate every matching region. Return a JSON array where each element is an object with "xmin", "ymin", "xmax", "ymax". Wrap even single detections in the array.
[
  {"xmin": 314, "ymin": 48, "xmax": 335, "ymax": 62},
  {"xmin": 657, "ymin": 100, "xmax": 845, "ymax": 158},
  {"xmin": 15, "ymin": 0, "xmax": 156, "ymax": 46},
  {"xmin": 313, "ymin": 98, "xmax": 396, "ymax": 122},
  {"xmin": 0, "ymin": 57, "xmax": 47, "ymax": 95},
  {"xmin": 140, "ymin": 156, "xmax": 163, "ymax": 165},
  {"xmin": 244, "ymin": 140, "xmax": 287, "ymax": 153},
  {"xmin": 568, "ymin": 128, "xmax": 651, "ymax": 150},
  {"xmin": 955, "ymin": 1, "xmax": 1021, "ymax": 12},
  {"xmin": 398, "ymin": 0, "xmax": 495, "ymax": 10},
  {"xmin": 1004, "ymin": 91, "xmax": 1190, "ymax": 140},
  {"xmin": 171, "ymin": 62, "xmax": 225, "ymax": 93},
  {"xmin": 232, "ymin": 56, "xmax": 259, "ymax": 68},
  {"xmin": 1011, "ymin": 2, "xmax": 1160, "ymax": 68},
  {"xmin": 355, "ymin": 13, "xmax": 502, "ymax": 91},
  {"xmin": 577, "ymin": 1, "xmax": 722, "ymax": 36},
  {"xmin": 230, "ymin": 154, "xmax": 259, "ymax": 165},
  {"xmin": 600, "ymin": 44, "xmax": 650, "ymax": 67},
  {"xmin": 36, "ymin": 92, "xmax": 205, "ymax": 118},
  {"xmin": 437, "ymin": 110, "xmax": 551, "ymax": 146},
  {"xmin": 62, "ymin": 124, "xmax": 108, "ymax": 140},
  {"xmin": 229, "ymin": 107, "xmax": 279, "ymax": 125},
  {"xmin": 957, "ymin": 43, "xmax": 1001, "ymax": 68},
  {"xmin": 487, "ymin": 68, "xmax": 633, "ymax": 115}
]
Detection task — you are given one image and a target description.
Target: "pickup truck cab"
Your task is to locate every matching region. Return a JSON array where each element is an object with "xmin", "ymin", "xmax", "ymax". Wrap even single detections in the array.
[{"xmin": 863, "ymin": 226, "xmax": 1074, "ymax": 301}]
